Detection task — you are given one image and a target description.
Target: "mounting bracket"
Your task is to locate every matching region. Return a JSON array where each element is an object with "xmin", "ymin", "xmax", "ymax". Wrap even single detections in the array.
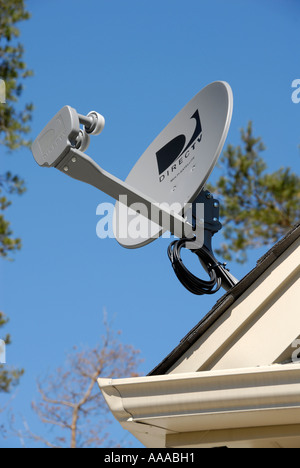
[{"xmin": 191, "ymin": 190, "xmax": 238, "ymax": 290}]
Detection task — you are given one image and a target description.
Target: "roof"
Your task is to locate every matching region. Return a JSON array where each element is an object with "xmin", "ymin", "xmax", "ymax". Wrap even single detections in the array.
[{"xmin": 149, "ymin": 221, "xmax": 300, "ymax": 376}]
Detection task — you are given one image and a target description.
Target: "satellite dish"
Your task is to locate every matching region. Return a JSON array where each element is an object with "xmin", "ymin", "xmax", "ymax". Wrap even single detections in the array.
[
  {"xmin": 31, "ymin": 81, "xmax": 238, "ymax": 294},
  {"xmin": 113, "ymin": 81, "xmax": 233, "ymax": 248}
]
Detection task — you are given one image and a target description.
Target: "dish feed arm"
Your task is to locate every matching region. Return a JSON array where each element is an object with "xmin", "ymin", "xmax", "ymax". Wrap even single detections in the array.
[{"xmin": 31, "ymin": 105, "xmax": 195, "ymax": 240}]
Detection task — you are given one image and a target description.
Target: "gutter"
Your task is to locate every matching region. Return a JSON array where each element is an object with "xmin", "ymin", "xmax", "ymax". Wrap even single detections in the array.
[{"xmin": 98, "ymin": 363, "xmax": 300, "ymax": 448}]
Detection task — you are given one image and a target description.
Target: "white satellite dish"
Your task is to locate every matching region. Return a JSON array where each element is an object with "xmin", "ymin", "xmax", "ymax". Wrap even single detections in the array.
[
  {"xmin": 114, "ymin": 81, "xmax": 233, "ymax": 248},
  {"xmin": 31, "ymin": 81, "xmax": 237, "ymax": 294}
]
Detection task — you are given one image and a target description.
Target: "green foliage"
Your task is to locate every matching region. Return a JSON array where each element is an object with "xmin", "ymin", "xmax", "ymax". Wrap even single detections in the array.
[
  {"xmin": 0, "ymin": 0, "xmax": 32, "ymax": 259},
  {"xmin": 0, "ymin": 0, "xmax": 32, "ymax": 397},
  {"xmin": 0, "ymin": 0, "xmax": 33, "ymax": 150},
  {"xmin": 207, "ymin": 122, "xmax": 300, "ymax": 263},
  {"xmin": 0, "ymin": 171, "xmax": 26, "ymax": 258}
]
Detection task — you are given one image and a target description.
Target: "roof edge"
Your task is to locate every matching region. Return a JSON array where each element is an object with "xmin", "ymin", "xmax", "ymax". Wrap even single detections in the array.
[{"xmin": 149, "ymin": 222, "xmax": 300, "ymax": 376}]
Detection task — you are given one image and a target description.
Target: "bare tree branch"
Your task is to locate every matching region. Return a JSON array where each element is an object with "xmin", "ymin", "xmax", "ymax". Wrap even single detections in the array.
[{"xmin": 14, "ymin": 316, "xmax": 142, "ymax": 448}]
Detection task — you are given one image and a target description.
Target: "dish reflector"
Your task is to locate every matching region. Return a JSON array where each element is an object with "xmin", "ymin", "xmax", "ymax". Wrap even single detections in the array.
[{"xmin": 114, "ymin": 81, "xmax": 233, "ymax": 248}]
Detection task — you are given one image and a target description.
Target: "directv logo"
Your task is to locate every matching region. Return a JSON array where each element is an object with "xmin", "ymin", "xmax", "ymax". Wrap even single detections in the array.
[
  {"xmin": 156, "ymin": 109, "xmax": 202, "ymax": 183},
  {"xmin": 0, "ymin": 79, "xmax": 6, "ymax": 104},
  {"xmin": 0, "ymin": 339, "xmax": 6, "ymax": 364}
]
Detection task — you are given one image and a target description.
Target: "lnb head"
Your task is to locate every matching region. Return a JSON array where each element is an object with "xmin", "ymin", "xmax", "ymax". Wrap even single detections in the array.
[
  {"xmin": 31, "ymin": 106, "xmax": 105, "ymax": 168},
  {"xmin": 32, "ymin": 106, "xmax": 80, "ymax": 167}
]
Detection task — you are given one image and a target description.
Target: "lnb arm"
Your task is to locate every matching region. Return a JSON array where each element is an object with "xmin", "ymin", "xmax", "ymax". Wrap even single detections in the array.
[{"xmin": 31, "ymin": 106, "xmax": 194, "ymax": 240}]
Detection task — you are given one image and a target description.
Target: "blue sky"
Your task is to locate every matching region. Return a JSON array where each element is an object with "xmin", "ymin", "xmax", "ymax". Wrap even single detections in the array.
[{"xmin": 1, "ymin": 0, "xmax": 299, "ymax": 448}]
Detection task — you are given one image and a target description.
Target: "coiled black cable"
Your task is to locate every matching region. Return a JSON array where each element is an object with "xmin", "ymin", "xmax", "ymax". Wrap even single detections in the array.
[{"xmin": 167, "ymin": 237, "xmax": 222, "ymax": 295}]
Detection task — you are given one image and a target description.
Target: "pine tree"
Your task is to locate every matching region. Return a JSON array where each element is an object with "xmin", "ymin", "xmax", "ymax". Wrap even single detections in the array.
[
  {"xmin": 0, "ymin": 0, "xmax": 33, "ymax": 397},
  {"xmin": 207, "ymin": 122, "xmax": 300, "ymax": 263}
]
